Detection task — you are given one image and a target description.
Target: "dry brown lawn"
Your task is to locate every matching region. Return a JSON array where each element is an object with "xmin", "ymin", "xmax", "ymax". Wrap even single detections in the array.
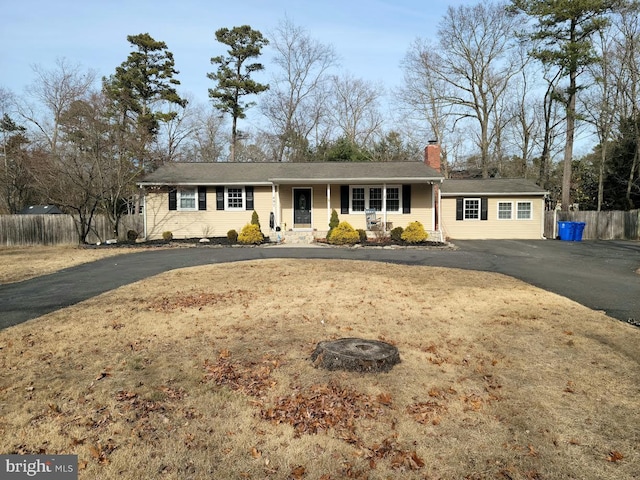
[
  {"xmin": 0, "ymin": 246, "xmax": 136, "ymax": 284},
  {"xmin": 0, "ymin": 253, "xmax": 638, "ymax": 479}
]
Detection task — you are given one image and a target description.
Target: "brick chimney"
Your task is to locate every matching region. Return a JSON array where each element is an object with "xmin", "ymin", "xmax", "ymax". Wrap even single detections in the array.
[{"xmin": 424, "ymin": 140, "xmax": 441, "ymax": 172}]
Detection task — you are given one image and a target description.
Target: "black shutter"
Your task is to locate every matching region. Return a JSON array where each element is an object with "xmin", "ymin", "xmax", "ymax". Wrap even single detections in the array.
[
  {"xmin": 245, "ymin": 186, "xmax": 254, "ymax": 210},
  {"xmin": 402, "ymin": 184, "xmax": 411, "ymax": 213},
  {"xmin": 198, "ymin": 186, "xmax": 207, "ymax": 210},
  {"xmin": 340, "ymin": 185, "xmax": 349, "ymax": 214},
  {"xmin": 481, "ymin": 197, "xmax": 488, "ymax": 221},
  {"xmin": 456, "ymin": 198, "xmax": 463, "ymax": 221},
  {"xmin": 216, "ymin": 186, "xmax": 224, "ymax": 210},
  {"xmin": 168, "ymin": 187, "xmax": 177, "ymax": 211}
]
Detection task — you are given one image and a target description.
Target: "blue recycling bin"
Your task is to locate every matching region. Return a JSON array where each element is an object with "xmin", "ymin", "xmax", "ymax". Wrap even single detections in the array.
[
  {"xmin": 557, "ymin": 221, "xmax": 574, "ymax": 241},
  {"xmin": 572, "ymin": 222, "xmax": 586, "ymax": 241}
]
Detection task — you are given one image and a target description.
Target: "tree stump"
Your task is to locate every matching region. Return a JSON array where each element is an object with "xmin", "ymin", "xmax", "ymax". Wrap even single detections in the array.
[{"xmin": 310, "ymin": 338, "xmax": 400, "ymax": 373}]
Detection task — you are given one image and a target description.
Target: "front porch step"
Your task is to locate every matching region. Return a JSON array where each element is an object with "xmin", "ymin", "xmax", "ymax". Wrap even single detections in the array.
[{"xmin": 282, "ymin": 231, "xmax": 316, "ymax": 245}]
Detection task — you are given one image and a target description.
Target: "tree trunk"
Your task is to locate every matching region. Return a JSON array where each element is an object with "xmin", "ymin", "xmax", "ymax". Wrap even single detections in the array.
[
  {"xmin": 231, "ymin": 115, "xmax": 237, "ymax": 163},
  {"xmin": 310, "ymin": 338, "xmax": 400, "ymax": 373},
  {"xmin": 627, "ymin": 140, "xmax": 639, "ymax": 209},
  {"xmin": 597, "ymin": 147, "xmax": 605, "ymax": 212},
  {"xmin": 562, "ymin": 68, "xmax": 578, "ymax": 211}
]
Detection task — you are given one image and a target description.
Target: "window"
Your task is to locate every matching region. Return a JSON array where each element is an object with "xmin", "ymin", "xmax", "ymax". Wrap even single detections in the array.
[
  {"xmin": 387, "ymin": 187, "xmax": 400, "ymax": 212},
  {"xmin": 226, "ymin": 187, "xmax": 244, "ymax": 210},
  {"xmin": 349, "ymin": 185, "xmax": 401, "ymax": 213},
  {"xmin": 352, "ymin": 187, "xmax": 365, "ymax": 212},
  {"xmin": 178, "ymin": 188, "xmax": 196, "ymax": 210},
  {"xmin": 517, "ymin": 201, "xmax": 532, "ymax": 220},
  {"xmin": 369, "ymin": 188, "xmax": 382, "ymax": 211},
  {"xmin": 456, "ymin": 197, "xmax": 487, "ymax": 221},
  {"xmin": 497, "ymin": 202, "xmax": 512, "ymax": 220},
  {"xmin": 464, "ymin": 198, "xmax": 480, "ymax": 220}
]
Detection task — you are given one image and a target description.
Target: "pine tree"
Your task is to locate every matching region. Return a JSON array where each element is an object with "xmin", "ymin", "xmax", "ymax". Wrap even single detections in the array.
[
  {"xmin": 508, "ymin": 0, "xmax": 620, "ymax": 210},
  {"xmin": 208, "ymin": 25, "xmax": 269, "ymax": 162}
]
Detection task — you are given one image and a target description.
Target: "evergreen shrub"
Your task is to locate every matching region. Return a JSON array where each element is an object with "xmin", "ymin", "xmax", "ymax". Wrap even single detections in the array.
[
  {"xmin": 327, "ymin": 209, "xmax": 339, "ymax": 240},
  {"xmin": 328, "ymin": 221, "xmax": 359, "ymax": 245},
  {"xmin": 390, "ymin": 226, "xmax": 404, "ymax": 242},
  {"xmin": 238, "ymin": 224, "xmax": 264, "ymax": 244},
  {"xmin": 227, "ymin": 229, "xmax": 238, "ymax": 243},
  {"xmin": 251, "ymin": 210, "xmax": 261, "ymax": 229},
  {"xmin": 401, "ymin": 221, "xmax": 428, "ymax": 243}
]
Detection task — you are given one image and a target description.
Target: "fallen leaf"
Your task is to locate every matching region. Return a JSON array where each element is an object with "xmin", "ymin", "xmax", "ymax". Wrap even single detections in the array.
[
  {"xmin": 606, "ymin": 450, "xmax": 624, "ymax": 462},
  {"xmin": 89, "ymin": 445, "xmax": 101, "ymax": 460},
  {"xmin": 289, "ymin": 465, "xmax": 306, "ymax": 479},
  {"xmin": 95, "ymin": 371, "xmax": 111, "ymax": 381}
]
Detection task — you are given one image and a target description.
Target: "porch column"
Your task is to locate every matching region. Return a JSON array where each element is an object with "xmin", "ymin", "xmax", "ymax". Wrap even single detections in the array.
[
  {"xmin": 272, "ymin": 184, "xmax": 278, "ymax": 228},
  {"xmin": 327, "ymin": 184, "xmax": 331, "ymax": 228},
  {"xmin": 436, "ymin": 181, "xmax": 443, "ymax": 242},
  {"xmin": 382, "ymin": 183, "xmax": 387, "ymax": 230}
]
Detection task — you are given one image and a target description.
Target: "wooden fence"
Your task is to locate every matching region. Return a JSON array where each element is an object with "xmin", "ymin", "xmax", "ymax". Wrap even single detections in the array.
[
  {"xmin": 0, "ymin": 214, "xmax": 144, "ymax": 246},
  {"xmin": 544, "ymin": 210, "xmax": 639, "ymax": 240}
]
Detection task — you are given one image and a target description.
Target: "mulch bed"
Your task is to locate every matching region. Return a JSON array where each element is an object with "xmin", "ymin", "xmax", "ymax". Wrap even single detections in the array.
[{"xmin": 83, "ymin": 237, "xmax": 452, "ymax": 250}]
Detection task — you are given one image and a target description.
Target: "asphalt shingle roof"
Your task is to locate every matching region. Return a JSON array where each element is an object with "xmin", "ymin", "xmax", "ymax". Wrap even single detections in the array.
[
  {"xmin": 138, "ymin": 161, "xmax": 444, "ymax": 186},
  {"xmin": 440, "ymin": 178, "xmax": 547, "ymax": 196}
]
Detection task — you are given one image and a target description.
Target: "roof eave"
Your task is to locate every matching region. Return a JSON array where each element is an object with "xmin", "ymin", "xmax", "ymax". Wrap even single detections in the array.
[
  {"xmin": 271, "ymin": 177, "xmax": 444, "ymax": 184},
  {"xmin": 138, "ymin": 181, "xmax": 274, "ymax": 187},
  {"xmin": 441, "ymin": 191, "xmax": 548, "ymax": 196}
]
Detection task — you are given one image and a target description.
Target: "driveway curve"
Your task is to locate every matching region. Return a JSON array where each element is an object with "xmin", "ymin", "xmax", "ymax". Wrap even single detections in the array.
[{"xmin": 1, "ymin": 239, "xmax": 638, "ymax": 330}]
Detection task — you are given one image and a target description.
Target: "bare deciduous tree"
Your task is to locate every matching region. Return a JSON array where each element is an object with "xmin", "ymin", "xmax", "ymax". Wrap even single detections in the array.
[
  {"xmin": 263, "ymin": 18, "xmax": 338, "ymax": 162},
  {"xmin": 171, "ymin": 101, "xmax": 229, "ymax": 163},
  {"xmin": 400, "ymin": 2, "xmax": 522, "ymax": 177},
  {"xmin": 19, "ymin": 58, "xmax": 96, "ymax": 153},
  {"xmin": 581, "ymin": 26, "xmax": 621, "ymax": 211},
  {"xmin": 328, "ymin": 74, "xmax": 383, "ymax": 149},
  {"xmin": 398, "ymin": 39, "xmax": 454, "ymax": 175}
]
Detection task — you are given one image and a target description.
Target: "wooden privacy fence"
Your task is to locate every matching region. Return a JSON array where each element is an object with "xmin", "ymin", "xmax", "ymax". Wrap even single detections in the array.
[
  {"xmin": 544, "ymin": 210, "xmax": 639, "ymax": 240},
  {"xmin": 0, "ymin": 214, "xmax": 144, "ymax": 246}
]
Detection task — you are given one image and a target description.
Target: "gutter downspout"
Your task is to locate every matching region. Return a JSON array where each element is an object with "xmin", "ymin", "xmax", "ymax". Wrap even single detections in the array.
[
  {"xmin": 142, "ymin": 187, "xmax": 148, "ymax": 240},
  {"xmin": 272, "ymin": 184, "xmax": 278, "ymax": 228},
  {"xmin": 437, "ymin": 181, "xmax": 443, "ymax": 243}
]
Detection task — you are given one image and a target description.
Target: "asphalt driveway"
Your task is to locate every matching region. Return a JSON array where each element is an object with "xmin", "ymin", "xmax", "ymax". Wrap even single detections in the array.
[{"xmin": 0, "ymin": 239, "xmax": 638, "ymax": 330}]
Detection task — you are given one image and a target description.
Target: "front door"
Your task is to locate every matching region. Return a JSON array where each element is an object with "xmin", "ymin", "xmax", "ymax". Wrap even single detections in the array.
[{"xmin": 293, "ymin": 188, "xmax": 312, "ymax": 228}]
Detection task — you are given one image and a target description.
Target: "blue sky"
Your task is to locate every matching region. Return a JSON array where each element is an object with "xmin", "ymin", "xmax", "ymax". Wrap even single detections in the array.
[{"xmin": 1, "ymin": 0, "xmax": 466, "ymax": 109}]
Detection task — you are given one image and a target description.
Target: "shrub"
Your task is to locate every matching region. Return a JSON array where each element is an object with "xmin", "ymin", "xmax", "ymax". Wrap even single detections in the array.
[
  {"xmin": 328, "ymin": 221, "xmax": 359, "ymax": 245},
  {"xmin": 162, "ymin": 231, "xmax": 173, "ymax": 242},
  {"xmin": 126, "ymin": 229, "xmax": 138, "ymax": 243},
  {"xmin": 401, "ymin": 221, "xmax": 428, "ymax": 243},
  {"xmin": 251, "ymin": 210, "xmax": 261, "ymax": 230},
  {"xmin": 390, "ymin": 226, "xmax": 404, "ymax": 242},
  {"xmin": 227, "ymin": 229, "xmax": 238, "ymax": 243},
  {"xmin": 327, "ymin": 209, "xmax": 340, "ymax": 240},
  {"xmin": 356, "ymin": 228, "xmax": 367, "ymax": 243},
  {"xmin": 238, "ymin": 223, "xmax": 264, "ymax": 245}
]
